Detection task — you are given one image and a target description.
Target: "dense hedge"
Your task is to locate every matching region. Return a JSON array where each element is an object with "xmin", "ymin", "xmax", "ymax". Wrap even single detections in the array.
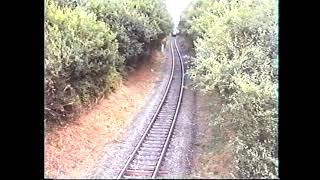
[
  {"xmin": 45, "ymin": 0, "xmax": 173, "ymax": 125},
  {"xmin": 179, "ymin": 0, "xmax": 278, "ymax": 178},
  {"xmin": 83, "ymin": 0, "xmax": 173, "ymax": 66}
]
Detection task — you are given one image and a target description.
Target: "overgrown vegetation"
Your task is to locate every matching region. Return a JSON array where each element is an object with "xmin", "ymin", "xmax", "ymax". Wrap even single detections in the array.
[
  {"xmin": 45, "ymin": 0, "xmax": 173, "ymax": 126},
  {"xmin": 179, "ymin": 0, "xmax": 278, "ymax": 178}
]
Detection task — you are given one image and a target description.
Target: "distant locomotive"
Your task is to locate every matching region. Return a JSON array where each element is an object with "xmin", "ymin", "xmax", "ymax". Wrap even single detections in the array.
[{"xmin": 171, "ymin": 29, "xmax": 179, "ymax": 37}]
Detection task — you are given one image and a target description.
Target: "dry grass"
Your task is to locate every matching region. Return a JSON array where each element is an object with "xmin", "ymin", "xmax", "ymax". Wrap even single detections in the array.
[
  {"xmin": 44, "ymin": 51, "xmax": 163, "ymax": 178},
  {"xmin": 192, "ymin": 92, "xmax": 235, "ymax": 179}
]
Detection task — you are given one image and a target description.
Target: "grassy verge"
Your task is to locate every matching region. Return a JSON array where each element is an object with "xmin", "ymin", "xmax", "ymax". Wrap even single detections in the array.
[{"xmin": 191, "ymin": 91, "xmax": 236, "ymax": 178}]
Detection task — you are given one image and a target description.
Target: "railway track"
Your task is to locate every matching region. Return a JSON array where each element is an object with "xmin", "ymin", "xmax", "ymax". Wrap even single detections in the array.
[{"xmin": 116, "ymin": 38, "xmax": 185, "ymax": 179}]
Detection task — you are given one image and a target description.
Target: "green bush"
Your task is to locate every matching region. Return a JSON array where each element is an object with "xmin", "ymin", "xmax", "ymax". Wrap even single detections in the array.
[
  {"xmin": 128, "ymin": 0, "xmax": 173, "ymax": 39},
  {"xmin": 84, "ymin": 0, "xmax": 173, "ymax": 66},
  {"xmin": 179, "ymin": 0, "xmax": 278, "ymax": 178},
  {"xmin": 45, "ymin": 0, "xmax": 124, "ymax": 124},
  {"xmin": 45, "ymin": 0, "xmax": 173, "ymax": 126}
]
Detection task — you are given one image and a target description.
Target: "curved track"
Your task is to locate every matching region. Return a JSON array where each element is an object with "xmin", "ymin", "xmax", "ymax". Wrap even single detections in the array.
[{"xmin": 116, "ymin": 38, "xmax": 185, "ymax": 179}]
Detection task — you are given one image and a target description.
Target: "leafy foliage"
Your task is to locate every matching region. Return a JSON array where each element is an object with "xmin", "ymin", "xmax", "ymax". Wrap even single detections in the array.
[
  {"xmin": 45, "ymin": 0, "xmax": 173, "ymax": 125},
  {"xmin": 84, "ymin": 0, "xmax": 173, "ymax": 66},
  {"xmin": 179, "ymin": 0, "xmax": 278, "ymax": 178}
]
